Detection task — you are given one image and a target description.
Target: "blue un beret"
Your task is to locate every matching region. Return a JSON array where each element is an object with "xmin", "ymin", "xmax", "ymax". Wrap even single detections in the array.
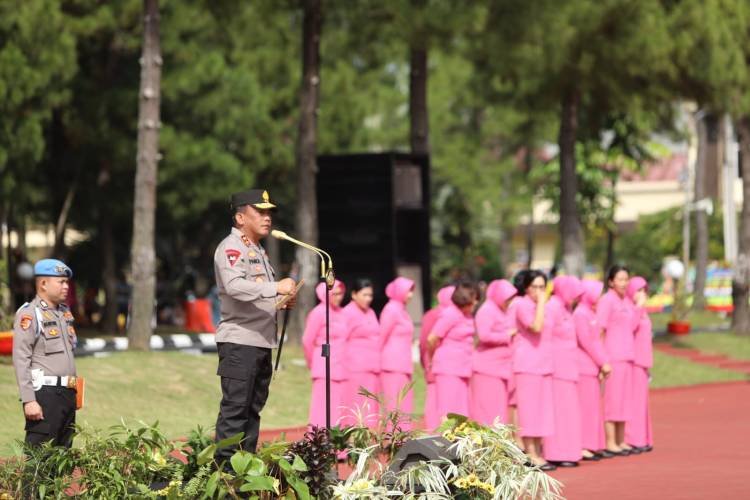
[{"xmin": 34, "ymin": 259, "xmax": 73, "ymax": 278}]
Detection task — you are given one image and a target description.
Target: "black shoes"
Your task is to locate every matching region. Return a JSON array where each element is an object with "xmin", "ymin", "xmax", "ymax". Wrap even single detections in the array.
[
  {"xmin": 598, "ymin": 450, "xmax": 616, "ymax": 458},
  {"xmin": 549, "ymin": 461, "xmax": 579, "ymax": 468},
  {"xmin": 539, "ymin": 463, "xmax": 558, "ymax": 471},
  {"xmin": 582, "ymin": 454, "xmax": 601, "ymax": 461}
]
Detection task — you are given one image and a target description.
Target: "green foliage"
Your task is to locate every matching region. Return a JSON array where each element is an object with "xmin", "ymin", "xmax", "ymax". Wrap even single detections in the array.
[
  {"xmin": 0, "ymin": 0, "xmax": 76, "ymax": 213},
  {"xmin": 0, "ymin": 421, "xmax": 182, "ymax": 499},
  {"xmin": 614, "ymin": 206, "xmax": 727, "ymax": 283}
]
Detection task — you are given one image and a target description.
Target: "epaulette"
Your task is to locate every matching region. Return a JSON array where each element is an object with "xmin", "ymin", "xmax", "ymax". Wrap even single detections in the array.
[{"xmin": 15, "ymin": 302, "xmax": 30, "ymax": 315}]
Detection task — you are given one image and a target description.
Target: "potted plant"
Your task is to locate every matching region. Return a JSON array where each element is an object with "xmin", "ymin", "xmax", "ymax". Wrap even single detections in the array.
[
  {"xmin": 0, "ymin": 312, "xmax": 13, "ymax": 355},
  {"xmin": 667, "ymin": 279, "xmax": 691, "ymax": 335}
]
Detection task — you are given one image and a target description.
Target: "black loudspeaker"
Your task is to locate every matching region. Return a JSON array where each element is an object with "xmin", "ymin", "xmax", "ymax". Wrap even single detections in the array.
[
  {"xmin": 316, "ymin": 153, "xmax": 431, "ymax": 314},
  {"xmin": 387, "ymin": 435, "xmax": 458, "ymax": 474}
]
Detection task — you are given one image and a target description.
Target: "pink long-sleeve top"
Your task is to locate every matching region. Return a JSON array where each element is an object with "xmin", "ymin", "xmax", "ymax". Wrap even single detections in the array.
[
  {"xmin": 430, "ymin": 304, "xmax": 475, "ymax": 378},
  {"xmin": 574, "ymin": 279, "xmax": 609, "ymax": 376},
  {"xmin": 302, "ymin": 281, "xmax": 349, "ymax": 380},
  {"xmin": 419, "ymin": 286, "xmax": 455, "ymax": 371},
  {"xmin": 472, "ymin": 280, "xmax": 517, "ymax": 379},
  {"xmin": 380, "ymin": 277, "xmax": 415, "ymax": 375},
  {"xmin": 597, "ymin": 288, "xmax": 637, "ymax": 362},
  {"xmin": 343, "ymin": 301, "xmax": 380, "ymax": 374},
  {"xmin": 628, "ymin": 276, "xmax": 653, "ymax": 368},
  {"xmin": 547, "ymin": 276, "xmax": 583, "ymax": 381},
  {"xmin": 513, "ymin": 294, "xmax": 554, "ymax": 375}
]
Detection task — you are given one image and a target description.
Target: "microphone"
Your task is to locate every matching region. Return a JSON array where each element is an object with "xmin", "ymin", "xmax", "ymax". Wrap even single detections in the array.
[{"xmin": 271, "ymin": 230, "xmax": 334, "ymax": 285}]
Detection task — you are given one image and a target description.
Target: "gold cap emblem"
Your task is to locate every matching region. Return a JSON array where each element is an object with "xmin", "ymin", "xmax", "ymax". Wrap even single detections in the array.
[{"xmin": 262, "ymin": 190, "xmax": 270, "ymax": 203}]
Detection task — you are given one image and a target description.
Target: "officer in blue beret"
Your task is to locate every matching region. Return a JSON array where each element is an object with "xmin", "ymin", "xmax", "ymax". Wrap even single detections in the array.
[{"xmin": 12, "ymin": 259, "xmax": 79, "ymax": 447}]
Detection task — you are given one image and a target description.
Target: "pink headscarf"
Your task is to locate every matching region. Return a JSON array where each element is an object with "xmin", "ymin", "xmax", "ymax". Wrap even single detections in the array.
[
  {"xmin": 486, "ymin": 279, "xmax": 517, "ymax": 307},
  {"xmin": 579, "ymin": 279, "xmax": 604, "ymax": 306},
  {"xmin": 436, "ymin": 285, "xmax": 456, "ymax": 308},
  {"xmin": 315, "ymin": 280, "xmax": 345, "ymax": 304},
  {"xmin": 385, "ymin": 277, "xmax": 415, "ymax": 303},
  {"xmin": 553, "ymin": 275, "xmax": 583, "ymax": 307},
  {"xmin": 627, "ymin": 276, "xmax": 648, "ymax": 299}
]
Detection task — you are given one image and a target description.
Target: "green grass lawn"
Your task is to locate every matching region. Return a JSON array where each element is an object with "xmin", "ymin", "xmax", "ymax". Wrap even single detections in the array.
[
  {"xmin": 1, "ymin": 333, "xmax": 746, "ymax": 456},
  {"xmin": 667, "ymin": 332, "xmax": 750, "ymax": 360},
  {"xmin": 0, "ymin": 345, "xmax": 427, "ymax": 456},
  {"xmin": 650, "ymin": 310, "xmax": 731, "ymax": 332}
]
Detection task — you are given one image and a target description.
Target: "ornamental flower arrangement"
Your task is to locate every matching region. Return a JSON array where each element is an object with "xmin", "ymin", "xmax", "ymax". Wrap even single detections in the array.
[{"xmin": 334, "ymin": 414, "xmax": 563, "ymax": 500}]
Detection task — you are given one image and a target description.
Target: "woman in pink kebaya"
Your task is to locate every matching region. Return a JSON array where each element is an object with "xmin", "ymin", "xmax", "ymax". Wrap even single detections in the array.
[
  {"xmin": 342, "ymin": 278, "xmax": 380, "ymax": 427},
  {"xmin": 470, "ymin": 279, "xmax": 517, "ymax": 425},
  {"xmin": 598, "ymin": 265, "xmax": 637, "ymax": 455},
  {"xmin": 302, "ymin": 280, "xmax": 348, "ymax": 427},
  {"xmin": 625, "ymin": 276, "xmax": 654, "ymax": 452},
  {"xmin": 543, "ymin": 276, "xmax": 584, "ymax": 467},
  {"xmin": 380, "ymin": 277, "xmax": 416, "ymax": 424},
  {"xmin": 419, "ymin": 285, "xmax": 455, "ymax": 430},
  {"xmin": 427, "ymin": 281, "xmax": 480, "ymax": 421},
  {"xmin": 573, "ymin": 279, "xmax": 612, "ymax": 460},
  {"xmin": 512, "ymin": 270, "xmax": 556, "ymax": 471}
]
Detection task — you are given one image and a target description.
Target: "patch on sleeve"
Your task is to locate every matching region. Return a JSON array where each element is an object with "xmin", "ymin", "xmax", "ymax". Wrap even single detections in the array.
[
  {"xmin": 225, "ymin": 249, "xmax": 241, "ymax": 267},
  {"xmin": 20, "ymin": 315, "xmax": 33, "ymax": 330}
]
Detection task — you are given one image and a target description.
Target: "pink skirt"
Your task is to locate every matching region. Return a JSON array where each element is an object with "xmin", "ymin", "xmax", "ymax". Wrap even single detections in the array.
[
  {"xmin": 343, "ymin": 371, "xmax": 380, "ymax": 427},
  {"xmin": 435, "ymin": 374, "xmax": 470, "ymax": 420},
  {"xmin": 309, "ymin": 378, "xmax": 346, "ymax": 428},
  {"xmin": 625, "ymin": 365, "xmax": 653, "ymax": 447},
  {"xmin": 543, "ymin": 378, "xmax": 582, "ymax": 462},
  {"xmin": 604, "ymin": 361, "xmax": 634, "ymax": 421},
  {"xmin": 578, "ymin": 374, "xmax": 605, "ymax": 451},
  {"xmin": 469, "ymin": 373, "xmax": 510, "ymax": 425},
  {"xmin": 423, "ymin": 381, "xmax": 440, "ymax": 430},
  {"xmin": 514, "ymin": 373, "xmax": 554, "ymax": 438},
  {"xmin": 508, "ymin": 374, "xmax": 517, "ymax": 406},
  {"xmin": 380, "ymin": 371, "xmax": 414, "ymax": 430}
]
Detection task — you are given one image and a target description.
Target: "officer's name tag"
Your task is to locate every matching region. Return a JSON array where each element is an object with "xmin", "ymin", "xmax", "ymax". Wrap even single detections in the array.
[{"xmin": 248, "ymin": 258, "xmax": 261, "ymax": 264}]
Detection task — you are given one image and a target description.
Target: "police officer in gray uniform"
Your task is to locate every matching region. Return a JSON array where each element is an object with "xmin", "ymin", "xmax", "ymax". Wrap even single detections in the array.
[
  {"xmin": 213, "ymin": 189, "xmax": 297, "ymax": 463},
  {"xmin": 12, "ymin": 259, "xmax": 78, "ymax": 447}
]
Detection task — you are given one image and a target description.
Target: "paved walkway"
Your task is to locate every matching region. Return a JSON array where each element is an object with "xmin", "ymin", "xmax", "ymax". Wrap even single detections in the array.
[{"xmin": 549, "ymin": 381, "xmax": 750, "ymax": 499}]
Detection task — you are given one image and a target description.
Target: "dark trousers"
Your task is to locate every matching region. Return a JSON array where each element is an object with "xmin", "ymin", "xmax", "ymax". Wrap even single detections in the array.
[
  {"xmin": 214, "ymin": 342, "xmax": 272, "ymax": 463},
  {"xmin": 25, "ymin": 386, "xmax": 77, "ymax": 448}
]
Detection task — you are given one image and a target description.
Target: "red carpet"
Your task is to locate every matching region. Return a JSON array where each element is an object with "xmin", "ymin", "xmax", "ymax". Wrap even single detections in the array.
[{"xmin": 549, "ymin": 381, "xmax": 750, "ymax": 499}]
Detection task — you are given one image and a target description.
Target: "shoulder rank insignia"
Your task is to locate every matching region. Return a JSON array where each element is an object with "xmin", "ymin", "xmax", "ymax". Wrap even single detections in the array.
[
  {"xmin": 225, "ymin": 249, "xmax": 241, "ymax": 267},
  {"xmin": 49, "ymin": 328, "xmax": 59, "ymax": 337},
  {"xmin": 20, "ymin": 315, "xmax": 33, "ymax": 330}
]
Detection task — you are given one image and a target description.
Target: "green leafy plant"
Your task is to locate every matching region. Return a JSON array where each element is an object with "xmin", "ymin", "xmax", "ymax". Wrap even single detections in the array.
[{"xmin": 0, "ymin": 421, "xmax": 182, "ymax": 499}]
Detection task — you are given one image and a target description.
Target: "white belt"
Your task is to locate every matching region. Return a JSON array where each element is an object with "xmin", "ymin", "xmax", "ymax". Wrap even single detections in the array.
[{"xmin": 41, "ymin": 376, "xmax": 78, "ymax": 389}]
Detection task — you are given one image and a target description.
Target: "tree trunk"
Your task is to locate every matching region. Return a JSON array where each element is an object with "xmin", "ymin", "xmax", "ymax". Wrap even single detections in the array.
[
  {"xmin": 732, "ymin": 116, "xmax": 750, "ymax": 335},
  {"xmin": 558, "ymin": 89, "xmax": 585, "ymax": 277},
  {"xmin": 524, "ymin": 148, "xmax": 534, "ymax": 268},
  {"xmin": 52, "ymin": 172, "xmax": 80, "ymax": 258},
  {"xmin": 409, "ymin": 45, "xmax": 429, "ymax": 155},
  {"xmin": 604, "ymin": 175, "xmax": 618, "ymax": 271},
  {"xmin": 128, "ymin": 0, "xmax": 161, "ymax": 350},
  {"xmin": 693, "ymin": 113, "xmax": 719, "ymax": 310},
  {"xmin": 291, "ymin": 0, "xmax": 322, "ymax": 342}
]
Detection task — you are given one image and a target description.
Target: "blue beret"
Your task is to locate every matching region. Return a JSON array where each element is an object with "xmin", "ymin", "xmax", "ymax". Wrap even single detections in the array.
[{"xmin": 34, "ymin": 259, "xmax": 73, "ymax": 278}]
